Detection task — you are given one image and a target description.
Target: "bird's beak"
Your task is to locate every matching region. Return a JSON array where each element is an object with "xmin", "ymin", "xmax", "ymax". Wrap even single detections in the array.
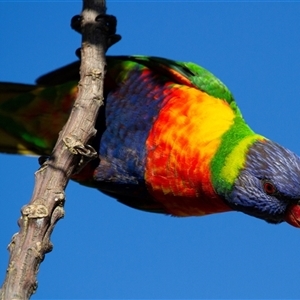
[{"xmin": 285, "ymin": 203, "xmax": 300, "ymax": 228}]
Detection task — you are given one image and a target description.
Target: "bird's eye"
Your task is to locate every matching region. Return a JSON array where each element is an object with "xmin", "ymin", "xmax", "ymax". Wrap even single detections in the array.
[{"xmin": 262, "ymin": 180, "xmax": 277, "ymax": 195}]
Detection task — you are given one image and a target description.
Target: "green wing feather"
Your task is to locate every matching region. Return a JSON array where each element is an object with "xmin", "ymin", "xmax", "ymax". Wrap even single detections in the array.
[{"xmin": 0, "ymin": 81, "xmax": 77, "ymax": 155}]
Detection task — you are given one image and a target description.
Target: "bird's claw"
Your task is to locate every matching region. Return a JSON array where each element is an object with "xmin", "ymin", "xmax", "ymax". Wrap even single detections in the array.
[
  {"xmin": 71, "ymin": 13, "xmax": 121, "ymax": 48},
  {"xmin": 75, "ymin": 48, "xmax": 81, "ymax": 59},
  {"xmin": 70, "ymin": 15, "xmax": 82, "ymax": 34},
  {"xmin": 95, "ymin": 14, "xmax": 122, "ymax": 48}
]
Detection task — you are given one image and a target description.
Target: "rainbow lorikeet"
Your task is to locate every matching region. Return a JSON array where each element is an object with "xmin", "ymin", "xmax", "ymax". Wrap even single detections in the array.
[{"xmin": 1, "ymin": 55, "xmax": 300, "ymax": 227}]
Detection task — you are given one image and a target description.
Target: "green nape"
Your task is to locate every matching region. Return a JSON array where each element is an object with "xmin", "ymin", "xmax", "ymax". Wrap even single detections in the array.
[{"xmin": 210, "ymin": 115, "xmax": 265, "ymax": 197}]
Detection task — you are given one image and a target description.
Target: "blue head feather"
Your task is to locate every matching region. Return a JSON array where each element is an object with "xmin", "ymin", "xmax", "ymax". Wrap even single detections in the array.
[{"xmin": 227, "ymin": 140, "xmax": 300, "ymax": 224}]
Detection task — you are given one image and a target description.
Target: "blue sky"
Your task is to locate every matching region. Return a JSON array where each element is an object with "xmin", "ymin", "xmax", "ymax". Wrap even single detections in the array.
[{"xmin": 1, "ymin": 1, "xmax": 300, "ymax": 299}]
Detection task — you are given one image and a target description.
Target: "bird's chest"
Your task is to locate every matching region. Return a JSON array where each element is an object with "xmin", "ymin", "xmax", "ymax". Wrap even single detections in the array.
[{"xmin": 91, "ymin": 72, "xmax": 235, "ymax": 215}]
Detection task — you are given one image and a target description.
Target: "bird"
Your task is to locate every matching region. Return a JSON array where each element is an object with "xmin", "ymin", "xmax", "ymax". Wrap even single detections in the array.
[{"xmin": 1, "ymin": 55, "xmax": 300, "ymax": 228}]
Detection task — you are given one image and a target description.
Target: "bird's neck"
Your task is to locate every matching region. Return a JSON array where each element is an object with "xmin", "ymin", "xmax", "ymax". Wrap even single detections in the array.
[{"xmin": 210, "ymin": 118, "xmax": 266, "ymax": 199}]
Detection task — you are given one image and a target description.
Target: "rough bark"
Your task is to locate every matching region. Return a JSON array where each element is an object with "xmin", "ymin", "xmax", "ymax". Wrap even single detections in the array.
[{"xmin": 0, "ymin": 0, "xmax": 118, "ymax": 298}]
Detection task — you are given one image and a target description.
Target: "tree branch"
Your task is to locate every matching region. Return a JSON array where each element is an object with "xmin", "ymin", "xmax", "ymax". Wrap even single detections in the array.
[{"xmin": 0, "ymin": 0, "xmax": 119, "ymax": 298}]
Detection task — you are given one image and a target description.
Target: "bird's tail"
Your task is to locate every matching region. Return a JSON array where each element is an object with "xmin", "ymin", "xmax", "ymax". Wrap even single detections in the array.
[{"xmin": 0, "ymin": 81, "xmax": 77, "ymax": 155}]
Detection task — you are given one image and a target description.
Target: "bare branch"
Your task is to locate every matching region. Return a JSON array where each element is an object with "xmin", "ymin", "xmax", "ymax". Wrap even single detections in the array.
[{"xmin": 0, "ymin": 0, "xmax": 119, "ymax": 298}]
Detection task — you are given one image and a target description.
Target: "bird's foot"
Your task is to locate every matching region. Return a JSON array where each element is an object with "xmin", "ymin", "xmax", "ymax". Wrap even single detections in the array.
[
  {"xmin": 70, "ymin": 15, "xmax": 82, "ymax": 34},
  {"xmin": 71, "ymin": 14, "xmax": 121, "ymax": 49}
]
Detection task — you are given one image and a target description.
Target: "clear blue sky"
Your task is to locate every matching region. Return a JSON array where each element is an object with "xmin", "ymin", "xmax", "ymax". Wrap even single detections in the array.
[{"xmin": 1, "ymin": 1, "xmax": 300, "ymax": 299}]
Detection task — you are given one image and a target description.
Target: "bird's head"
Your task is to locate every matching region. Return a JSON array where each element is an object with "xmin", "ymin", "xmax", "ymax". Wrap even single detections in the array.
[{"xmin": 225, "ymin": 139, "xmax": 300, "ymax": 227}]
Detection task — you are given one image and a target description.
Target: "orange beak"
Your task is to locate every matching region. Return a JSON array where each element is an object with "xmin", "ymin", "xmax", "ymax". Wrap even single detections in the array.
[{"xmin": 285, "ymin": 203, "xmax": 300, "ymax": 228}]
